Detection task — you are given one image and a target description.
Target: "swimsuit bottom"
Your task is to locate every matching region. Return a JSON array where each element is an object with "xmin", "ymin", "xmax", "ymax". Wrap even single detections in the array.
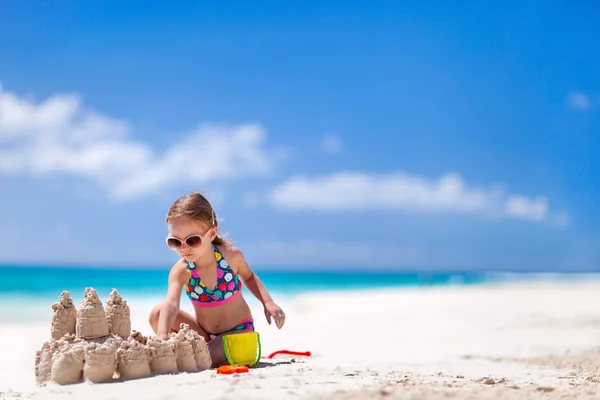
[{"xmin": 208, "ymin": 315, "xmax": 254, "ymax": 340}]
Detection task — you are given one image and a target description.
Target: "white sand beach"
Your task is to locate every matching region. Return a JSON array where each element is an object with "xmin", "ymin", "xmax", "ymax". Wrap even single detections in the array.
[{"xmin": 2, "ymin": 281, "xmax": 600, "ymax": 399}]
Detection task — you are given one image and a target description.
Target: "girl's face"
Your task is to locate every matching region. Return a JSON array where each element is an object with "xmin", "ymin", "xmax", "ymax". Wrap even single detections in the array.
[{"xmin": 166, "ymin": 217, "xmax": 215, "ymax": 263}]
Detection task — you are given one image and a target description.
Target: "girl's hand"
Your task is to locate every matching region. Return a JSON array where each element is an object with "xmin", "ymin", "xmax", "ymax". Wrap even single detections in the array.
[{"xmin": 264, "ymin": 300, "xmax": 286, "ymax": 329}]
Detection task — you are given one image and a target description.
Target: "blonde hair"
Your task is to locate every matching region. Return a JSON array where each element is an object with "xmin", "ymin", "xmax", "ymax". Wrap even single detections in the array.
[{"xmin": 165, "ymin": 191, "xmax": 231, "ymax": 246}]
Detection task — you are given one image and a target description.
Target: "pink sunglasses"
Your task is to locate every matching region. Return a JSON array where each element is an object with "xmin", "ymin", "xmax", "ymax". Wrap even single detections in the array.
[{"xmin": 166, "ymin": 229, "xmax": 212, "ymax": 250}]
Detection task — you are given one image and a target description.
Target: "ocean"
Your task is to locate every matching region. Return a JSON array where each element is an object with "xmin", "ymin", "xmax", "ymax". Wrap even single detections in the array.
[{"xmin": 2, "ymin": 265, "xmax": 599, "ymax": 323}]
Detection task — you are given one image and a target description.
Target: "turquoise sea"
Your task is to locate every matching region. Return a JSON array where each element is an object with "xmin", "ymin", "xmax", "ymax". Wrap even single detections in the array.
[{"xmin": 2, "ymin": 265, "xmax": 599, "ymax": 323}]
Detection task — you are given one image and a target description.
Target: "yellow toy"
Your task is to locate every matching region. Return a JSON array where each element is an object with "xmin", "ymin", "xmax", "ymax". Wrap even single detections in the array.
[{"xmin": 221, "ymin": 331, "xmax": 262, "ymax": 367}]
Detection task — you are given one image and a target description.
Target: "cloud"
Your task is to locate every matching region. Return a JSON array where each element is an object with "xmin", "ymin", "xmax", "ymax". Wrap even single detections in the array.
[
  {"xmin": 266, "ymin": 171, "xmax": 567, "ymax": 225},
  {"xmin": 268, "ymin": 172, "xmax": 501, "ymax": 213},
  {"xmin": 0, "ymin": 84, "xmax": 284, "ymax": 200},
  {"xmin": 566, "ymin": 90, "xmax": 591, "ymax": 111},
  {"xmin": 320, "ymin": 133, "xmax": 342, "ymax": 154},
  {"xmin": 504, "ymin": 195, "xmax": 547, "ymax": 221}
]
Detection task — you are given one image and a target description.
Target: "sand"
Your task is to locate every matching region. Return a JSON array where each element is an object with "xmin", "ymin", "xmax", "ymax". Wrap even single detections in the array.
[{"xmin": 2, "ymin": 281, "xmax": 600, "ymax": 399}]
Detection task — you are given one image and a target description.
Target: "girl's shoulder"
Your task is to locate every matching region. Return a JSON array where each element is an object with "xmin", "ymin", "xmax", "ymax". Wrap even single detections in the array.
[
  {"xmin": 215, "ymin": 244, "xmax": 244, "ymax": 262},
  {"xmin": 214, "ymin": 244, "xmax": 247, "ymax": 275},
  {"xmin": 174, "ymin": 257, "xmax": 190, "ymax": 269},
  {"xmin": 170, "ymin": 258, "xmax": 191, "ymax": 279}
]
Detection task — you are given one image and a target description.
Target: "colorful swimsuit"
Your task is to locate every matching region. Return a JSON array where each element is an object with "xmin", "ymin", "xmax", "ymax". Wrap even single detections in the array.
[{"xmin": 185, "ymin": 244, "xmax": 254, "ymax": 338}]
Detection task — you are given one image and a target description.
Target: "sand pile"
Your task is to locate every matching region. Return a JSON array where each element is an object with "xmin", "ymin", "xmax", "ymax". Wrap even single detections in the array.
[{"xmin": 35, "ymin": 288, "xmax": 212, "ymax": 386}]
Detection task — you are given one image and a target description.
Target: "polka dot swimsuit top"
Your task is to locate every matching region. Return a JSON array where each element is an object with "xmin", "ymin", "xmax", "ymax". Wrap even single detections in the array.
[{"xmin": 185, "ymin": 244, "xmax": 243, "ymax": 308}]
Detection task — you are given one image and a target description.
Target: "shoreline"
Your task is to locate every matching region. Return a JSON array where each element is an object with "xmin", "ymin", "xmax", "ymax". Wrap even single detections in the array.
[{"xmin": 3, "ymin": 268, "xmax": 600, "ymax": 301}]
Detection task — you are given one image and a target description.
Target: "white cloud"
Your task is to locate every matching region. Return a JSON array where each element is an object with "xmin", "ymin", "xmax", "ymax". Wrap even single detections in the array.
[
  {"xmin": 504, "ymin": 195, "xmax": 547, "ymax": 221},
  {"xmin": 320, "ymin": 133, "xmax": 342, "ymax": 154},
  {"xmin": 268, "ymin": 172, "xmax": 500, "ymax": 213},
  {"xmin": 0, "ymin": 84, "xmax": 283, "ymax": 200},
  {"xmin": 566, "ymin": 90, "xmax": 591, "ymax": 111},
  {"xmin": 266, "ymin": 171, "xmax": 567, "ymax": 225}
]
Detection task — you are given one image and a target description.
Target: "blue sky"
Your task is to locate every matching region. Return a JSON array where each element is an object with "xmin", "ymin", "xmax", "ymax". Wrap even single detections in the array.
[{"xmin": 0, "ymin": 1, "xmax": 599, "ymax": 271}]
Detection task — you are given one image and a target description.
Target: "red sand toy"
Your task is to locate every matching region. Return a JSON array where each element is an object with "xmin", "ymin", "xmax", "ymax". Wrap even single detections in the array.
[
  {"xmin": 216, "ymin": 365, "xmax": 249, "ymax": 375},
  {"xmin": 267, "ymin": 350, "xmax": 312, "ymax": 358},
  {"xmin": 216, "ymin": 348, "xmax": 311, "ymax": 374}
]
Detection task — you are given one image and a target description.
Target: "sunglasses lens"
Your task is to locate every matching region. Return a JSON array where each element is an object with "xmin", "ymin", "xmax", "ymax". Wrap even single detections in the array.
[
  {"xmin": 186, "ymin": 236, "xmax": 202, "ymax": 247},
  {"xmin": 167, "ymin": 238, "xmax": 182, "ymax": 249}
]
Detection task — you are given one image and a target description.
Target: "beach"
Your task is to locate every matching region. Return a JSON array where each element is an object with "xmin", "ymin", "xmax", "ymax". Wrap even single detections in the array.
[{"xmin": 1, "ymin": 281, "xmax": 600, "ymax": 399}]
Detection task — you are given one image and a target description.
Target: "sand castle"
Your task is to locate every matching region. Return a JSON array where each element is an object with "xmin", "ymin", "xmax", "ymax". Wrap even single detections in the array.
[{"xmin": 35, "ymin": 288, "xmax": 212, "ymax": 386}]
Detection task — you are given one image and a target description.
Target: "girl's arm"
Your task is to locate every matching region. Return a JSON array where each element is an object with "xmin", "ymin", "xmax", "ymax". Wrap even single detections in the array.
[
  {"xmin": 228, "ymin": 247, "xmax": 272, "ymax": 303},
  {"xmin": 228, "ymin": 247, "xmax": 286, "ymax": 329},
  {"xmin": 156, "ymin": 262, "xmax": 185, "ymax": 339}
]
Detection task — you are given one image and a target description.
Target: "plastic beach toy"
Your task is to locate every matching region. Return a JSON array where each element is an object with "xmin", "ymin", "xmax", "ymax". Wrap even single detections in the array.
[
  {"xmin": 222, "ymin": 332, "xmax": 262, "ymax": 367},
  {"xmin": 267, "ymin": 350, "xmax": 311, "ymax": 358},
  {"xmin": 216, "ymin": 365, "xmax": 249, "ymax": 375}
]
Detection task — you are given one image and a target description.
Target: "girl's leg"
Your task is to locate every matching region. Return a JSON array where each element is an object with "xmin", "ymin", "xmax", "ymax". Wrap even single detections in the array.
[
  {"xmin": 148, "ymin": 303, "xmax": 210, "ymax": 342},
  {"xmin": 207, "ymin": 320, "xmax": 255, "ymax": 367}
]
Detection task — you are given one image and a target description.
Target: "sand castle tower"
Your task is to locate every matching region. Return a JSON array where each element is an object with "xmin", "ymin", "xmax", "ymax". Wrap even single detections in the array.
[
  {"xmin": 105, "ymin": 288, "xmax": 131, "ymax": 338},
  {"xmin": 83, "ymin": 341, "xmax": 118, "ymax": 383},
  {"xmin": 147, "ymin": 336, "xmax": 178, "ymax": 374},
  {"xmin": 117, "ymin": 337, "xmax": 154, "ymax": 380},
  {"xmin": 50, "ymin": 291, "xmax": 77, "ymax": 340},
  {"xmin": 35, "ymin": 334, "xmax": 87, "ymax": 386},
  {"xmin": 35, "ymin": 339, "xmax": 60, "ymax": 385},
  {"xmin": 50, "ymin": 339, "xmax": 86, "ymax": 385},
  {"xmin": 180, "ymin": 323, "xmax": 212, "ymax": 371},
  {"xmin": 172, "ymin": 327, "xmax": 198, "ymax": 373},
  {"xmin": 76, "ymin": 288, "xmax": 109, "ymax": 339}
]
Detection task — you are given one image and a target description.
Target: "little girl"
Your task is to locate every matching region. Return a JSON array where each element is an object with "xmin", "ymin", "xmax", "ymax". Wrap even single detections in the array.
[{"xmin": 148, "ymin": 191, "xmax": 285, "ymax": 366}]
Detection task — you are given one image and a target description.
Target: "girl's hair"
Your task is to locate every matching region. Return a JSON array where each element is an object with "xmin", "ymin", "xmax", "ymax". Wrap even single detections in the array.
[{"xmin": 165, "ymin": 191, "xmax": 231, "ymax": 246}]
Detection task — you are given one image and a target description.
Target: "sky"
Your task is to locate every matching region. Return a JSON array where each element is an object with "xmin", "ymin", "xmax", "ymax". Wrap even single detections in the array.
[{"xmin": 0, "ymin": 1, "xmax": 599, "ymax": 271}]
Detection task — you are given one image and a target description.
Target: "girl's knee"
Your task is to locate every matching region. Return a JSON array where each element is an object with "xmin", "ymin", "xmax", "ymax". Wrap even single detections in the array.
[{"xmin": 148, "ymin": 304, "xmax": 162, "ymax": 324}]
